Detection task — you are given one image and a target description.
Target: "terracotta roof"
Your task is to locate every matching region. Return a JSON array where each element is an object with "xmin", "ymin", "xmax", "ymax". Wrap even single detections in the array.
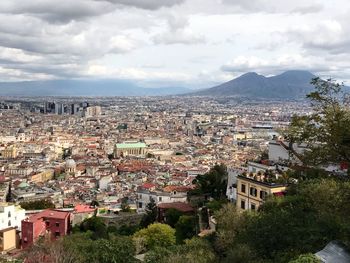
[
  {"xmin": 74, "ymin": 204, "xmax": 95, "ymax": 213},
  {"xmin": 163, "ymin": 185, "xmax": 191, "ymax": 192},
  {"xmin": 25, "ymin": 209, "xmax": 70, "ymax": 222},
  {"xmin": 142, "ymin": 183, "xmax": 156, "ymax": 189},
  {"xmin": 157, "ymin": 202, "xmax": 194, "ymax": 212}
]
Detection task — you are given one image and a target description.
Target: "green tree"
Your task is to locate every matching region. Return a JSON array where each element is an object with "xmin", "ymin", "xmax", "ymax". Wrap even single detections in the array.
[
  {"xmin": 140, "ymin": 198, "xmax": 157, "ymax": 228},
  {"xmin": 164, "ymin": 208, "xmax": 183, "ymax": 227},
  {"xmin": 214, "ymin": 203, "xmax": 247, "ymax": 255},
  {"xmin": 223, "ymin": 243, "xmax": 259, "ymax": 263},
  {"xmin": 214, "ymin": 178, "xmax": 350, "ymax": 263},
  {"xmin": 175, "ymin": 215, "xmax": 197, "ymax": 243},
  {"xmin": 144, "ymin": 246, "xmax": 173, "ymax": 263},
  {"xmin": 144, "ymin": 238, "xmax": 216, "ymax": 263},
  {"xmin": 192, "ymin": 164, "xmax": 228, "ymax": 200},
  {"xmin": 287, "ymin": 77, "xmax": 350, "ymax": 165},
  {"xmin": 80, "ymin": 216, "xmax": 108, "ymax": 240},
  {"xmin": 24, "ymin": 232, "xmax": 137, "ymax": 263},
  {"xmin": 117, "ymin": 224, "xmax": 140, "ymax": 236},
  {"xmin": 121, "ymin": 197, "xmax": 131, "ymax": 212},
  {"xmin": 20, "ymin": 199, "xmax": 55, "ymax": 210},
  {"xmin": 89, "ymin": 236, "xmax": 137, "ymax": 263},
  {"xmin": 133, "ymin": 223, "xmax": 176, "ymax": 251},
  {"xmin": 5, "ymin": 181, "xmax": 11, "ymax": 202},
  {"xmin": 289, "ymin": 254, "xmax": 320, "ymax": 263}
]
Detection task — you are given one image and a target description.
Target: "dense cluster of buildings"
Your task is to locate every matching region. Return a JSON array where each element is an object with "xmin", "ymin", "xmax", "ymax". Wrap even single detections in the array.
[{"xmin": 0, "ymin": 96, "xmax": 341, "ymax": 257}]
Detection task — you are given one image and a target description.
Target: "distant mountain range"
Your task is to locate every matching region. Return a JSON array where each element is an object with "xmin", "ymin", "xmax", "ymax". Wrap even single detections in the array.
[
  {"xmin": 0, "ymin": 79, "xmax": 190, "ymax": 96},
  {"xmin": 0, "ymin": 70, "xmax": 346, "ymax": 98},
  {"xmin": 191, "ymin": 70, "xmax": 318, "ymax": 99}
]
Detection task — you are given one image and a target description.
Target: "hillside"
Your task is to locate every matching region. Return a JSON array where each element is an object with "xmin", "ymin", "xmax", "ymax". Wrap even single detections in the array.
[{"xmin": 192, "ymin": 70, "xmax": 317, "ymax": 99}]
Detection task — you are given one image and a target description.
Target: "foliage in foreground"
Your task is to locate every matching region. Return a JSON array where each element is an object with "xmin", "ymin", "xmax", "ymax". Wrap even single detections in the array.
[
  {"xmin": 144, "ymin": 238, "xmax": 216, "ymax": 263},
  {"xmin": 215, "ymin": 178, "xmax": 350, "ymax": 263},
  {"xmin": 24, "ymin": 233, "xmax": 136, "ymax": 263},
  {"xmin": 287, "ymin": 77, "xmax": 350, "ymax": 165},
  {"xmin": 133, "ymin": 223, "xmax": 176, "ymax": 252}
]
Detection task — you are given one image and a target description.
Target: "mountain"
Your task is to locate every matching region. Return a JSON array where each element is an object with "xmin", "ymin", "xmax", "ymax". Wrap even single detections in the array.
[
  {"xmin": 192, "ymin": 70, "xmax": 317, "ymax": 99},
  {"xmin": 0, "ymin": 79, "xmax": 190, "ymax": 96}
]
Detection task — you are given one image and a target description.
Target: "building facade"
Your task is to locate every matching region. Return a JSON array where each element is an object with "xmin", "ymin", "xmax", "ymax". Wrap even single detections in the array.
[
  {"xmin": 114, "ymin": 141, "xmax": 147, "ymax": 158},
  {"xmin": 0, "ymin": 203, "xmax": 25, "ymax": 231},
  {"xmin": 236, "ymin": 175, "xmax": 287, "ymax": 211},
  {"xmin": 21, "ymin": 209, "xmax": 70, "ymax": 249}
]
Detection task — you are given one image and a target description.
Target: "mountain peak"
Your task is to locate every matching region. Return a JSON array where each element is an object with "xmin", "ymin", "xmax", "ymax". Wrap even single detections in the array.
[
  {"xmin": 278, "ymin": 70, "xmax": 315, "ymax": 77},
  {"xmin": 193, "ymin": 70, "xmax": 316, "ymax": 99},
  {"xmin": 239, "ymin": 72, "xmax": 264, "ymax": 79}
]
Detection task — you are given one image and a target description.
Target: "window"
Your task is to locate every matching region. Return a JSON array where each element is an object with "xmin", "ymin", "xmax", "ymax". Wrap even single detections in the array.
[
  {"xmin": 260, "ymin": 190, "xmax": 267, "ymax": 199},
  {"xmin": 158, "ymin": 197, "xmax": 162, "ymax": 202},
  {"xmin": 250, "ymin": 187, "xmax": 257, "ymax": 197},
  {"xmin": 8, "ymin": 211, "xmax": 11, "ymax": 217},
  {"xmin": 138, "ymin": 202, "xmax": 142, "ymax": 208},
  {"xmin": 46, "ymin": 221, "xmax": 50, "ymax": 227},
  {"xmin": 241, "ymin": 184, "xmax": 246, "ymax": 193},
  {"xmin": 8, "ymin": 220, "xmax": 11, "ymax": 227},
  {"xmin": 55, "ymin": 232, "xmax": 60, "ymax": 238},
  {"xmin": 55, "ymin": 222, "xmax": 59, "ymax": 227},
  {"xmin": 240, "ymin": 200, "xmax": 245, "ymax": 209},
  {"xmin": 251, "ymin": 203, "xmax": 256, "ymax": 210}
]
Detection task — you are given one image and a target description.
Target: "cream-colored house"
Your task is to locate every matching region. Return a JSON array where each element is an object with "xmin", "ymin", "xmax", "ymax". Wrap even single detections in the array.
[
  {"xmin": 0, "ymin": 227, "xmax": 16, "ymax": 252},
  {"xmin": 236, "ymin": 174, "xmax": 287, "ymax": 211}
]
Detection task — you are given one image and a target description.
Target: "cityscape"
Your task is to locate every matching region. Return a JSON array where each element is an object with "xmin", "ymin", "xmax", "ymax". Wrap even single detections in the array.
[{"xmin": 0, "ymin": 1, "xmax": 349, "ymax": 263}]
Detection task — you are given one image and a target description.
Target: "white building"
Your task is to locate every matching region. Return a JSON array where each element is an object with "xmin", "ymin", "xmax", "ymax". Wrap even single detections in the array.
[
  {"xmin": 226, "ymin": 168, "xmax": 244, "ymax": 202},
  {"xmin": 0, "ymin": 203, "xmax": 25, "ymax": 231},
  {"xmin": 268, "ymin": 140, "xmax": 305, "ymax": 164},
  {"xmin": 99, "ymin": 175, "xmax": 112, "ymax": 191},
  {"xmin": 136, "ymin": 188, "xmax": 188, "ymax": 212}
]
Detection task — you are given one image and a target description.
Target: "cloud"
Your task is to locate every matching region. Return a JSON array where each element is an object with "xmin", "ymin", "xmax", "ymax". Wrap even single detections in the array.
[
  {"xmin": 153, "ymin": 14, "xmax": 206, "ymax": 45},
  {"xmin": 221, "ymin": 54, "xmax": 337, "ymax": 76},
  {"xmin": 0, "ymin": 0, "xmax": 185, "ymax": 23},
  {"xmin": 292, "ymin": 4, "xmax": 324, "ymax": 14},
  {"xmin": 0, "ymin": 0, "xmax": 347, "ymax": 86},
  {"xmin": 286, "ymin": 19, "xmax": 350, "ymax": 55},
  {"xmin": 0, "ymin": 0, "xmax": 116, "ymax": 23},
  {"xmin": 221, "ymin": 0, "xmax": 323, "ymax": 14},
  {"xmin": 97, "ymin": 0, "xmax": 186, "ymax": 10}
]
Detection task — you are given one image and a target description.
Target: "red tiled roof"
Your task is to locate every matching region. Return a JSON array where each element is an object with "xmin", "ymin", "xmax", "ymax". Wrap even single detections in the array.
[
  {"xmin": 142, "ymin": 183, "xmax": 156, "ymax": 189},
  {"xmin": 25, "ymin": 209, "xmax": 70, "ymax": 222},
  {"xmin": 74, "ymin": 204, "xmax": 95, "ymax": 213},
  {"xmin": 158, "ymin": 202, "xmax": 194, "ymax": 212}
]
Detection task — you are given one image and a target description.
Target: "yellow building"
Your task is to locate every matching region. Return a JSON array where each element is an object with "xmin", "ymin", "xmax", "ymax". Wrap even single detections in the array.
[
  {"xmin": 236, "ymin": 174, "xmax": 287, "ymax": 211},
  {"xmin": 1, "ymin": 145, "xmax": 17, "ymax": 159},
  {"xmin": 30, "ymin": 169, "xmax": 54, "ymax": 183},
  {"xmin": 0, "ymin": 227, "xmax": 16, "ymax": 252}
]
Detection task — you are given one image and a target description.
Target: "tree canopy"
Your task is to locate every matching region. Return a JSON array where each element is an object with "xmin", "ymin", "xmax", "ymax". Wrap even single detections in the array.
[
  {"xmin": 214, "ymin": 178, "xmax": 350, "ymax": 263},
  {"xmin": 192, "ymin": 164, "xmax": 228, "ymax": 199},
  {"xmin": 133, "ymin": 223, "xmax": 176, "ymax": 251},
  {"xmin": 287, "ymin": 77, "xmax": 350, "ymax": 165},
  {"xmin": 140, "ymin": 197, "xmax": 157, "ymax": 228}
]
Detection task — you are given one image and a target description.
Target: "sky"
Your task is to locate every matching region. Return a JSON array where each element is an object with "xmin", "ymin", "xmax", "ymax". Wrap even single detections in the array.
[{"xmin": 0, "ymin": 0, "xmax": 349, "ymax": 89}]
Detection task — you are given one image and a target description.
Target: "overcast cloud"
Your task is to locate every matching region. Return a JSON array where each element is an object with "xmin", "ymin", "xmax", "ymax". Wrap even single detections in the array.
[{"xmin": 0, "ymin": 0, "xmax": 349, "ymax": 87}]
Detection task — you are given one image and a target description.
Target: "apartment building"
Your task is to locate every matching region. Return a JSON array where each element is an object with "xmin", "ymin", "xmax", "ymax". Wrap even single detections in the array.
[{"xmin": 236, "ymin": 174, "xmax": 287, "ymax": 211}]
